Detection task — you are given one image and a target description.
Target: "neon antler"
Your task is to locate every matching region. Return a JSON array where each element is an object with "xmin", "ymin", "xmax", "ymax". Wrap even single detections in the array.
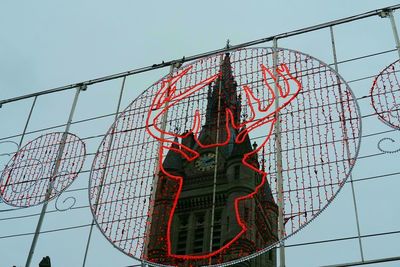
[
  {"xmin": 146, "ymin": 66, "xmax": 219, "ymax": 160},
  {"xmin": 145, "ymin": 62, "xmax": 302, "ymax": 262},
  {"xmin": 231, "ymin": 63, "xmax": 302, "ymax": 144}
]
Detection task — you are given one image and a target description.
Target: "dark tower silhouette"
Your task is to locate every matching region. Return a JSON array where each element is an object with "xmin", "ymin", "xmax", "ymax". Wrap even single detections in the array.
[{"xmin": 147, "ymin": 54, "xmax": 278, "ymax": 267}]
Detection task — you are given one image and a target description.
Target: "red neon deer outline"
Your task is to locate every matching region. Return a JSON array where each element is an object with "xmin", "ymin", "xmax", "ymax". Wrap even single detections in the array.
[{"xmin": 145, "ymin": 62, "xmax": 301, "ymax": 261}]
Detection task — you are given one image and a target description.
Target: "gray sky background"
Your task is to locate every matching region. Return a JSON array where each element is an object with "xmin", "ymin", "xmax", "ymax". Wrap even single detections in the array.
[{"xmin": 1, "ymin": 1, "xmax": 400, "ymax": 267}]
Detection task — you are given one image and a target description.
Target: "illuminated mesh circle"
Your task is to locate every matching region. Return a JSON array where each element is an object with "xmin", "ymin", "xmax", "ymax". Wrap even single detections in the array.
[
  {"xmin": 370, "ymin": 59, "xmax": 400, "ymax": 129},
  {"xmin": 89, "ymin": 47, "xmax": 361, "ymax": 266},
  {"xmin": 0, "ymin": 132, "xmax": 86, "ymax": 207}
]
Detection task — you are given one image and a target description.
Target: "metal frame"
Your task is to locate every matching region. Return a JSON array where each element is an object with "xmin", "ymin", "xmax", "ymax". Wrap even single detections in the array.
[
  {"xmin": 0, "ymin": 4, "xmax": 399, "ymax": 267},
  {"xmin": 1, "ymin": 5, "xmax": 399, "ymax": 107}
]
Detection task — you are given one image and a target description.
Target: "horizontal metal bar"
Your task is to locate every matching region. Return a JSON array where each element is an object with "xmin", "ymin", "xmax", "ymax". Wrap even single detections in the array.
[
  {"xmin": 320, "ymin": 256, "xmax": 400, "ymax": 267},
  {"xmin": 1, "ymin": 4, "xmax": 399, "ymax": 106},
  {"xmin": 125, "ymin": 256, "xmax": 400, "ymax": 267},
  {"xmin": 284, "ymin": 230, "xmax": 400, "ymax": 248}
]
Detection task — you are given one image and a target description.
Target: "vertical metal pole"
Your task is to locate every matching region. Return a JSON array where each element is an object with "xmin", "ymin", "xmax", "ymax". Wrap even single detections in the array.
[
  {"xmin": 26, "ymin": 86, "xmax": 82, "ymax": 267},
  {"xmin": 388, "ymin": 10, "xmax": 400, "ymax": 59},
  {"xmin": 82, "ymin": 78, "xmax": 126, "ymax": 267},
  {"xmin": 329, "ymin": 26, "xmax": 365, "ymax": 262},
  {"xmin": 155, "ymin": 65, "xmax": 176, "ymax": 174},
  {"xmin": 18, "ymin": 96, "xmax": 38, "ymax": 149},
  {"xmin": 208, "ymin": 54, "xmax": 224, "ymax": 262},
  {"xmin": 273, "ymin": 38, "xmax": 285, "ymax": 267},
  {"xmin": 0, "ymin": 97, "xmax": 37, "ymax": 209},
  {"xmin": 142, "ymin": 64, "xmax": 176, "ymax": 260}
]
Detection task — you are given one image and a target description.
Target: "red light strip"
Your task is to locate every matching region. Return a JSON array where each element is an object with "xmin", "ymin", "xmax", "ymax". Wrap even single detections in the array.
[
  {"xmin": 146, "ymin": 62, "xmax": 301, "ymax": 261},
  {"xmin": 88, "ymin": 47, "xmax": 361, "ymax": 265}
]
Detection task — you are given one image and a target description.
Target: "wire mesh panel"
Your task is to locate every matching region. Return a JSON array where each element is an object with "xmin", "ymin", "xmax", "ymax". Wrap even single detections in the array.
[
  {"xmin": 89, "ymin": 47, "xmax": 361, "ymax": 266},
  {"xmin": 370, "ymin": 59, "xmax": 400, "ymax": 129},
  {"xmin": 0, "ymin": 132, "xmax": 86, "ymax": 207}
]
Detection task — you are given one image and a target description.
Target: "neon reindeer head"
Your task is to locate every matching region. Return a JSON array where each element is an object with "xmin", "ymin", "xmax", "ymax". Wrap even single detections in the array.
[{"xmin": 145, "ymin": 56, "xmax": 302, "ymax": 262}]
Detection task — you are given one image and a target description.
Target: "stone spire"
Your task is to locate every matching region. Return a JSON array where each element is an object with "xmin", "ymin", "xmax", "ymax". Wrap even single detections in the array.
[
  {"xmin": 205, "ymin": 53, "xmax": 241, "ymax": 128},
  {"xmin": 162, "ymin": 137, "xmax": 182, "ymax": 171}
]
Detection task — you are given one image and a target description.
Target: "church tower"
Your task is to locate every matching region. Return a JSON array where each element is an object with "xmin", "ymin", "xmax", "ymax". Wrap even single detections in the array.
[{"xmin": 147, "ymin": 54, "xmax": 278, "ymax": 267}]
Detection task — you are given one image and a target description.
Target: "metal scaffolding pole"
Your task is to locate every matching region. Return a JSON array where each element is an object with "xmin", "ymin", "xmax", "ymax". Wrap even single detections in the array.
[
  {"xmin": 320, "ymin": 256, "xmax": 400, "ymax": 267},
  {"xmin": 208, "ymin": 53, "xmax": 224, "ymax": 261},
  {"xmin": 273, "ymin": 38, "xmax": 286, "ymax": 267},
  {"xmin": 17, "ymin": 96, "xmax": 37, "ymax": 149},
  {"xmin": 384, "ymin": 9, "xmax": 400, "ymax": 59},
  {"xmin": 329, "ymin": 26, "xmax": 365, "ymax": 263},
  {"xmin": 82, "ymin": 77, "xmax": 126, "ymax": 267},
  {"xmin": 25, "ymin": 86, "xmax": 83, "ymax": 267}
]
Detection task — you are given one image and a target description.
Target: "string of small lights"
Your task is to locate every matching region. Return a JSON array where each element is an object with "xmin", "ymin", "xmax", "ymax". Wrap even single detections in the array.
[
  {"xmin": 1, "ymin": 5, "xmax": 400, "ymax": 266},
  {"xmin": 0, "ymin": 48, "xmax": 397, "ymax": 144},
  {"xmin": 0, "ymin": 48, "xmax": 396, "ymax": 255},
  {"xmin": 1, "ymin": 170, "xmax": 399, "ymax": 222}
]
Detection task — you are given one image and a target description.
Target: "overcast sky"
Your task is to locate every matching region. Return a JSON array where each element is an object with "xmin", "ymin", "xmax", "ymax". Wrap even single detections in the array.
[{"xmin": 1, "ymin": 1, "xmax": 400, "ymax": 267}]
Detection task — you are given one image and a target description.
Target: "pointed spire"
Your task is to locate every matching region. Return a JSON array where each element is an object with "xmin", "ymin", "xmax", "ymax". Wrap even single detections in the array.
[
  {"xmin": 230, "ymin": 128, "xmax": 253, "ymax": 157},
  {"xmin": 163, "ymin": 138, "xmax": 182, "ymax": 171},
  {"xmin": 204, "ymin": 53, "xmax": 241, "ymax": 127},
  {"xmin": 181, "ymin": 131, "xmax": 195, "ymax": 149}
]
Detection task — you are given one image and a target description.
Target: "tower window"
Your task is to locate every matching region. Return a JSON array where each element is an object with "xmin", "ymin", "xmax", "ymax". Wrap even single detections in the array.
[
  {"xmin": 180, "ymin": 215, "xmax": 188, "ymax": 227},
  {"xmin": 212, "ymin": 210, "xmax": 222, "ymax": 250},
  {"xmin": 193, "ymin": 213, "xmax": 205, "ymax": 253},
  {"xmin": 176, "ymin": 215, "xmax": 189, "ymax": 254},
  {"xmin": 176, "ymin": 231, "xmax": 187, "ymax": 254}
]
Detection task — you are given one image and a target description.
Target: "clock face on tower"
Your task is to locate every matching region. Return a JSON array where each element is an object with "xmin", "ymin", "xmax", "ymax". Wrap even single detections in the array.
[{"xmin": 194, "ymin": 152, "xmax": 216, "ymax": 171}]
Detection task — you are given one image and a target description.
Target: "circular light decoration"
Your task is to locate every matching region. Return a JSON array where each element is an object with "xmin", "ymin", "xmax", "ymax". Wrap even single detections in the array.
[
  {"xmin": 0, "ymin": 132, "xmax": 86, "ymax": 207},
  {"xmin": 89, "ymin": 48, "xmax": 361, "ymax": 266},
  {"xmin": 370, "ymin": 59, "xmax": 400, "ymax": 129}
]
